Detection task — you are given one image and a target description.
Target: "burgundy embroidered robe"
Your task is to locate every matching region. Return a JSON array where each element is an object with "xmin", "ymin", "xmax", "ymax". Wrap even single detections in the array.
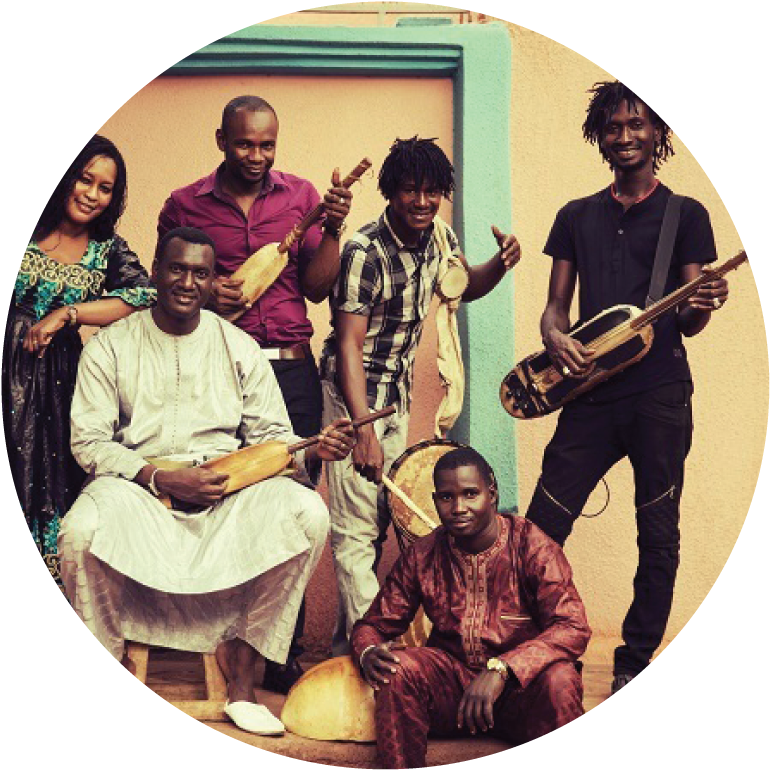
[{"xmin": 350, "ymin": 514, "xmax": 591, "ymax": 767}]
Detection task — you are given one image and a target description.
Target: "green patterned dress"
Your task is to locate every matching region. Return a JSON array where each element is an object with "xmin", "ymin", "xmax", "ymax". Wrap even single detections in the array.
[{"xmin": 3, "ymin": 235, "xmax": 156, "ymax": 566}]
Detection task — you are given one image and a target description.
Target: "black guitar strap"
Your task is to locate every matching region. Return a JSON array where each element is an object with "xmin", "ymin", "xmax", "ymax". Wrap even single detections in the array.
[{"xmin": 645, "ymin": 194, "xmax": 683, "ymax": 308}]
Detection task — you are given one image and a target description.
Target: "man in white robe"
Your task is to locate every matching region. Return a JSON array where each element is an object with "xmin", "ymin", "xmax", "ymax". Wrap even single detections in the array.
[{"xmin": 59, "ymin": 226, "xmax": 354, "ymax": 735}]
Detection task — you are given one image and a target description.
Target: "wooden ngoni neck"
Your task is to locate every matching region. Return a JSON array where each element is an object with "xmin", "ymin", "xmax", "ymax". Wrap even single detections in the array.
[
  {"xmin": 631, "ymin": 251, "xmax": 748, "ymax": 330},
  {"xmin": 279, "ymin": 157, "xmax": 372, "ymax": 254},
  {"xmin": 288, "ymin": 405, "xmax": 396, "ymax": 454}
]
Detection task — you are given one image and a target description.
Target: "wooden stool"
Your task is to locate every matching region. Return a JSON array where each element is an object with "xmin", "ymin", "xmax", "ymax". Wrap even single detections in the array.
[{"xmin": 125, "ymin": 642, "xmax": 228, "ymax": 721}]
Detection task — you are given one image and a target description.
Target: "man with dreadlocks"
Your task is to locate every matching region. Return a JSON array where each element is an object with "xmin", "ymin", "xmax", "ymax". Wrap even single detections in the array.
[
  {"xmin": 525, "ymin": 81, "xmax": 729, "ymax": 694},
  {"xmin": 320, "ymin": 137, "xmax": 521, "ymax": 655}
]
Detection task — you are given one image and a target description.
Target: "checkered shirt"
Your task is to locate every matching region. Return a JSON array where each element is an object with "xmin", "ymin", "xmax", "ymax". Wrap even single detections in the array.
[{"xmin": 320, "ymin": 210, "xmax": 460, "ymax": 412}]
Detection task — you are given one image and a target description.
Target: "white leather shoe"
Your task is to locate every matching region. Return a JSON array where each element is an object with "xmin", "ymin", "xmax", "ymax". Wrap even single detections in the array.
[{"xmin": 224, "ymin": 701, "xmax": 285, "ymax": 735}]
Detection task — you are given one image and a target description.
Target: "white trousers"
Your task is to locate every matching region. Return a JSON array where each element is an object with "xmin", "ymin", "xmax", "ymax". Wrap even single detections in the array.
[
  {"xmin": 58, "ymin": 476, "xmax": 329, "ymax": 663},
  {"xmin": 322, "ymin": 379, "xmax": 410, "ymax": 655}
]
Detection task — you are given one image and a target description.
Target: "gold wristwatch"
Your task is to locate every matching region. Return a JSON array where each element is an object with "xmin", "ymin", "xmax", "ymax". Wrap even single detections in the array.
[{"xmin": 486, "ymin": 657, "xmax": 510, "ymax": 680}]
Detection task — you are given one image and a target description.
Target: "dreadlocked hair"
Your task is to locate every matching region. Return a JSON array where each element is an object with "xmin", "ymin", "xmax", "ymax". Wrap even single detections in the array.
[
  {"xmin": 378, "ymin": 136, "xmax": 455, "ymax": 200},
  {"xmin": 582, "ymin": 80, "xmax": 674, "ymax": 172}
]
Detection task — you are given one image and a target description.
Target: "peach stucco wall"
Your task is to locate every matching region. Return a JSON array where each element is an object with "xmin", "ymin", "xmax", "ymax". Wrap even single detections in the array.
[{"xmin": 95, "ymin": 8, "xmax": 767, "ymax": 653}]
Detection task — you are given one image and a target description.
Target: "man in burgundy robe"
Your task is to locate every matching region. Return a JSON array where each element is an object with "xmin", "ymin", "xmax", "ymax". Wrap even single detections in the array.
[{"xmin": 351, "ymin": 447, "xmax": 590, "ymax": 768}]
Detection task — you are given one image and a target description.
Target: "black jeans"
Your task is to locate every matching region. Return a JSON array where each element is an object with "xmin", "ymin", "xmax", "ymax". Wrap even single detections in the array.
[
  {"xmin": 525, "ymin": 381, "xmax": 693, "ymax": 676},
  {"xmin": 271, "ymin": 356, "xmax": 323, "ymax": 661}
]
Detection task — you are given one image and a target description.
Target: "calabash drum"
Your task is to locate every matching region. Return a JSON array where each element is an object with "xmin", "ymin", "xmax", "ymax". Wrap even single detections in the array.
[
  {"xmin": 280, "ymin": 655, "xmax": 375, "ymax": 742},
  {"xmin": 387, "ymin": 438, "xmax": 465, "ymax": 548},
  {"xmin": 436, "ymin": 261, "xmax": 469, "ymax": 302}
]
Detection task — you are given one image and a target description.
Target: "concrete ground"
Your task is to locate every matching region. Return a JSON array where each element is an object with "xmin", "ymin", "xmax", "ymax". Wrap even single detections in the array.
[{"xmin": 145, "ymin": 635, "xmax": 656, "ymax": 767}]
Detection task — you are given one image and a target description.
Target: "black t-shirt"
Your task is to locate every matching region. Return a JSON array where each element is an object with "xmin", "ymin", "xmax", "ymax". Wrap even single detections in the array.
[{"xmin": 543, "ymin": 183, "xmax": 717, "ymax": 402}]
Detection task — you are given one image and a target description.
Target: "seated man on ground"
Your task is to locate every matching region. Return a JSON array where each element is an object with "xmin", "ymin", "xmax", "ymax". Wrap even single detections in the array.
[
  {"xmin": 351, "ymin": 447, "xmax": 590, "ymax": 768},
  {"xmin": 59, "ymin": 226, "xmax": 355, "ymax": 736}
]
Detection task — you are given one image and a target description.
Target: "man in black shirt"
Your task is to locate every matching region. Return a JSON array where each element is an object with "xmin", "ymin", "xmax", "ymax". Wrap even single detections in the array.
[{"xmin": 525, "ymin": 81, "xmax": 729, "ymax": 693}]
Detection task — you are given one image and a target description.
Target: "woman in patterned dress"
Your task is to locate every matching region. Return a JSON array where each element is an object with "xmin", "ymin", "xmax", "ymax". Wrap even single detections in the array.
[{"xmin": 3, "ymin": 135, "xmax": 156, "ymax": 567}]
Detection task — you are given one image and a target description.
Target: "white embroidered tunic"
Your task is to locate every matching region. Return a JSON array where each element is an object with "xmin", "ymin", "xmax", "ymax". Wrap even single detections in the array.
[{"xmin": 59, "ymin": 310, "xmax": 327, "ymax": 661}]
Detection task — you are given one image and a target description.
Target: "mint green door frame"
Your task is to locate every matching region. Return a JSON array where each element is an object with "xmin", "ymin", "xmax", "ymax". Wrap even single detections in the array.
[{"xmin": 168, "ymin": 22, "xmax": 518, "ymax": 509}]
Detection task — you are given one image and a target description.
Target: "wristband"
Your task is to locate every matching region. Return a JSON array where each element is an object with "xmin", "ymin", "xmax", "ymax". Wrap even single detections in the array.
[
  {"xmin": 65, "ymin": 306, "xmax": 78, "ymax": 326},
  {"xmin": 147, "ymin": 468, "xmax": 161, "ymax": 497},
  {"xmin": 359, "ymin": 644, "xmax": 377, "ymax": 671}
]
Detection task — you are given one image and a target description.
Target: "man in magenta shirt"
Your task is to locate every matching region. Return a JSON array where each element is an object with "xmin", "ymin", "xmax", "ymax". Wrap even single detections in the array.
[{"xmin": 158, "ymin": 95, "xmax": 353, "ymax": 693}]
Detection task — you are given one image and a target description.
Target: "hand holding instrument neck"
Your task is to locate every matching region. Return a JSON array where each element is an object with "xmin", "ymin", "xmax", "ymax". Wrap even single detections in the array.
[
  {"xmin": 282, "ymin": 405, "xmax": 395, "ymax": 454},
  {"xmin": 153, "ymin": 405, "xmax": 395, "ymax": 508},
  {"xmin": 501, "ymin": 250, "xmax": 747, "ymax": 419},
  {"xmin": 224, "ymin": 158, "xmax": 372, "ymax": 322}
]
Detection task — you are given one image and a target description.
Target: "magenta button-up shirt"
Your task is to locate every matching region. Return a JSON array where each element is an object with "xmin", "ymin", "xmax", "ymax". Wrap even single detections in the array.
[{"xmin": 158, "ymin": 166, "xmax": 323, "ymax": 347}]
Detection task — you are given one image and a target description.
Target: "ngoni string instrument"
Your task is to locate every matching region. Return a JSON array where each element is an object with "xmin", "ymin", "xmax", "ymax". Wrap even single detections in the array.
[
  {"xmin": 155, "ymin": 405, "xmax": 395, "ymax": 508},
  {"xmin": 500, "ymin": 251, "xmax": 748, "ymax": 420},
  {"xmin": 224, "ymin": 158, "xmax": 372, "ymax": 322}
]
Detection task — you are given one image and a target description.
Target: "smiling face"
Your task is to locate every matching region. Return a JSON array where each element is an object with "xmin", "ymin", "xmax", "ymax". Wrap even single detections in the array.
[
  {"xmin": 388, "ymin": 177, "xmax": 443, "ymax": 246},
  {"xmin": 63, "ymin": 155, "xmax": 117, "ymax": 230},
  {"xmin": 600, "ymin": 99, "xmax": 662, "ymax": 173},
  {"xmin": 433, "ymin": 464, "xmax": 499, "ymax": 553},
  {"xmin": 152, "ymin": 237, "xmax": 215, "ymax": 335},
  {"xmin": 216, "ymin": 108, "xmax": 278, "ymax": 191}
]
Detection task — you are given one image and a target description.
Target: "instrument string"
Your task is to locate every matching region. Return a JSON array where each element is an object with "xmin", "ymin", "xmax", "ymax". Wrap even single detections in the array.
[
  {"xmin": 538, "ymin": 321, "xmax": 638, "ymax": 385},
  {"xmin": 538, "ymin": 251, "xmax": 748, "ymax": 386}
]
